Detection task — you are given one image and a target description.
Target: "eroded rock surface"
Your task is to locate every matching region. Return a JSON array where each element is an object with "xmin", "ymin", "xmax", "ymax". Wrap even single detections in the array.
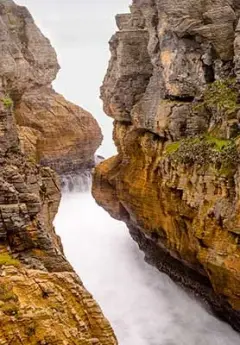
[
  {"xmin": 0, "ymin": 0, "xmax": 102, "ymax": 175},
  {"xmin": 0, "ymin": 1, "xmax": 116, "ymax": 344},
  {"xmin": 93, "ymin": 0, "xmax": 240, "ymax": 331},
  {"xmin": 16, "ymin": 88, "xmax": 102, "ymax": 174},
  {"xmin": 0, "ymin": 98, "xmax": 117, "ymax": 344}
]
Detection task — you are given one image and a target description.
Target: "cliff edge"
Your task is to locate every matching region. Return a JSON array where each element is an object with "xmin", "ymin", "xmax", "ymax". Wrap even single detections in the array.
[
  {"xmin": 0, "ymin": 1, "xmax": 116, "ymax": 344},
  {"xmin": 93, "ymin": 0, "xmax": 240, "ymax": 331}
]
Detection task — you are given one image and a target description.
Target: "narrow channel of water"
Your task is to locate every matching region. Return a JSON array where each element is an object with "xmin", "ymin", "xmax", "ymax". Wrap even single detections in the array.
[{"xmin": 54, "ymin": 191, "xmax": 240, "ymax": 345}]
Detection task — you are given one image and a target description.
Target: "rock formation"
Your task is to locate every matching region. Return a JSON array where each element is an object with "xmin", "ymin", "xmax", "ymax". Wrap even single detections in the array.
[
  {"xmin": 0, "ymin": 1, "xmax": 117, "ymax": 344},
  {"xmin": 0, "ymin": 0, "xmax": 102, "ymax": 175},
  {"xmin": 93, "ymin": 0, "xmax": 240, "ymax": 331}
]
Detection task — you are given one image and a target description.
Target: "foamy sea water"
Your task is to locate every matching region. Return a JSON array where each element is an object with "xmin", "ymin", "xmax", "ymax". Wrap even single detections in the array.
[{"xmin": 54, "ymin": 191, "xmax": 240, "ymax": 345}]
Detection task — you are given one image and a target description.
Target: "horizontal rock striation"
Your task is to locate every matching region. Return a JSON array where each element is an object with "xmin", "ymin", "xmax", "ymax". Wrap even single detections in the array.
[
  {"xmin": 0, "ymin": 1, "xmax": 117, "ymax": 344},
  {"xmin": 16, "ymin": 88, "xmax": 102, "ymax": 175},
  {"xmin": 0, "ymin": 0, "xmax": 102, "ymax": 175},
  {"xmin": 93, "ymin": 0, "xmax": 240, "ymax": 331},
  {"xmin": 0, "ymin": 97, "xmax": 117, "ymax": 344}
]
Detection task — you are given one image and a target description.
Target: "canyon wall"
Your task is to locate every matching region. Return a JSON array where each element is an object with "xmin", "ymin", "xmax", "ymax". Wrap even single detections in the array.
[
  {"xmin": 93, "ymin": 0, "xmax": 240, "ymax": 331},
  {"xmin": 0, "ymin": 0, "xmax": 102, "ymax": 174},
  {"xmin": 0, "ymin": 1, "xmax": 117, "ymax": 344}
]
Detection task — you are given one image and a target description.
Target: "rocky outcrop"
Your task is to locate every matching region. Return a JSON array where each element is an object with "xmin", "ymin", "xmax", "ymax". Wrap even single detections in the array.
[
  {"xmin": 16, "ymin": 89, "xmax": 102, "ymax": 174},
  {"xmin": 93, "ymin": 0, "xmax": 240, "ymax": 331},
  {"xmin": 0, "ymin": 0, "xmax": 102, "ymax": 175},
  {"xmin": 0, "ymin": 1, "xmax": 117, "ymax": 344},
  {"xmin": 0, "ymin": 98, "xmax": 117, "ymax": 344}
]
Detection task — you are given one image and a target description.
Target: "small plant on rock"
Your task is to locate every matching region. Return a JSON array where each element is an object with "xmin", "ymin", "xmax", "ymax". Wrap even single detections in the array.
[
  {"xmin": 1, "ymin": 95, "xmax": 14, "ymax": 109},
  {"xmin": 192, "ymin": 79, "xmax": 240, "ymax": 134},
  {"xmin": 204, "ymin": 79, "xmax": 239, "ymax": 117}
]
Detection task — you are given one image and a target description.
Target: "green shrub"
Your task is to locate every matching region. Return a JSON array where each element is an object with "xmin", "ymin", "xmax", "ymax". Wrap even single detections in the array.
[{"xmin": 192, "ymin": 79, "xmax": 240, "ymax": 122}]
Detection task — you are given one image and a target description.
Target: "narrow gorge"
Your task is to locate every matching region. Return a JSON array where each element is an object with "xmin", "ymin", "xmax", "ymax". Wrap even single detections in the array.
[
  {"xmin": 93, "ymin": 0, "xmax": 240, "ymax": 333},
  {"xmin": 2, "ymin": 0, "xmax": 240, "ymax": 344}
]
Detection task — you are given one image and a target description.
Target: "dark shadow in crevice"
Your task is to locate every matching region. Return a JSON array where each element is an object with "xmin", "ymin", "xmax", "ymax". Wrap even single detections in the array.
[
  {"xmin": 203, "ymin": 64, "xmax": 215, "ymax": 84},
  {"xmin": 165, "ymin": 95, "xmax": 195, "ymax": 103}
]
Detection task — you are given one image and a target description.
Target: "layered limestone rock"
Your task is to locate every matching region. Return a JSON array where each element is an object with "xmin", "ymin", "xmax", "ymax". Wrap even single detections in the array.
[
  {"xmin": 0, "ymin": 99, "xmax": 117, "ymax": 344},
  {"xmin": 15, "ymin": 89, "xmax": 102, "ymax": 174},
  {"xmin": 93, "ymin": 0, "xmax": 240, "ymax": 331},
  {"xmin": 0, "ymin": 1, "xmax": 117, "ymax": 344},
  {"xmin": 0, "ymin": 0, "xmax": 102, "ymax": 175}
]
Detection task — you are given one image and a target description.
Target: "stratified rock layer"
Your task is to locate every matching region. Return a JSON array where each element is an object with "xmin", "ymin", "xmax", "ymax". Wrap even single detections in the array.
[
  {"xmin": 93, "ymin": 0, "xmax": 240, "ymax": 331},
  {"xmin": 0, "ymin": 1, "xmax": 116, "ymax": 344},
  {"xmin": 0, "ymin": 0, "xmax": 102, "ymax": 174},
  {"xmin": 0, "ymin": 98, "xmax": 117, "ymax": 344},
  {"xmin": 16, "ymin": 88, "xmax": 102, "ymax": 174}
]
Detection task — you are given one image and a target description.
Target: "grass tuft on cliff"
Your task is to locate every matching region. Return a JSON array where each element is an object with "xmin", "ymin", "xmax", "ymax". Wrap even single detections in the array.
[
  {"xmin": 193, "ymin": 79, "xmax": 240, "ymax": 125},
  {"xmin": 0, "ymin": 253, "xmax": 20, "ymax": 267}
]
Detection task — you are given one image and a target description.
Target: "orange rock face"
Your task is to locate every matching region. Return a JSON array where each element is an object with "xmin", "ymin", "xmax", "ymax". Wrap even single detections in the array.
[
  {"xmin": 16, "ymin": 89, "xmax": 102, "ymax": 174},
  {"xmin": 93, "ymin": 0, "xmax": 240, "ymax": 331},
  {"xmin": 0, "ymin": 97, "xmax": 117, "ymax": 345},
  {"xmin": 0, "ymin": 268, "xmax": 117, "ymax": 345},
  {"xmin": 93, "ymin": 122, "xmax": 240, "ymax": 330},
  {"xmin": 0, "ymin": 1, "xmax": 117, "ymax": 344}
]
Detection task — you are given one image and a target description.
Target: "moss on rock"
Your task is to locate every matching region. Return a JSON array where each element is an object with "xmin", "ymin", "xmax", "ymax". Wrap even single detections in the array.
[
  {"xmin": 0, "ymin": 253, "xmax": 20, "ymax": 267},
  {"xmin": 166, "ymin": 135, "xmax": 239, "ymax": 176},
  {"xmin": 204, "ymin": 79, "xmax": 239, "ymax": 115},
  {"xmin": 165, "ymin": 141, "xmax": 181, "ymax": 154},
  {"xmin": 192, "ymin": 79, "xmax": 240, "ymax": 139}
]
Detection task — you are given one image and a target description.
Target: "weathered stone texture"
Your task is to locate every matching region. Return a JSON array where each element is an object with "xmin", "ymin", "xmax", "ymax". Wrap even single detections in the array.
[
  {"xmin": 15, "ymin": 88, "xmax": 102, "ymax": 174},
  {"xmin": 100, "ymin": 0, "xmax": 240, "ymax": 140},
  {"xmin": 0, "ymin": 268, "xmax": 117, "ymax": 345},
  {"xmin": 0, "ymin": 0, "xmax": 102, "ymax": 174},
  {"xmin": 0, "ymin": 97, "xmax": 117, "ymax": 344},
  {"xmin": 0, "ymin": 1, "xmax": 116, "ymax": 344},
  {"xmin": 93, "ymin": 0, "xmax": 240, "ymax": 331},
  {"xmin": 0, "ymin": 0, "xmax": 59, "ymax": 96}
]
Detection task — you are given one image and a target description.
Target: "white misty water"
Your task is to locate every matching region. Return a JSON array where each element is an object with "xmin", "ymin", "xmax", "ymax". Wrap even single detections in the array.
[{"xmin": 54, "ymin": 191, "xmax": 240, "ymax": 345}]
